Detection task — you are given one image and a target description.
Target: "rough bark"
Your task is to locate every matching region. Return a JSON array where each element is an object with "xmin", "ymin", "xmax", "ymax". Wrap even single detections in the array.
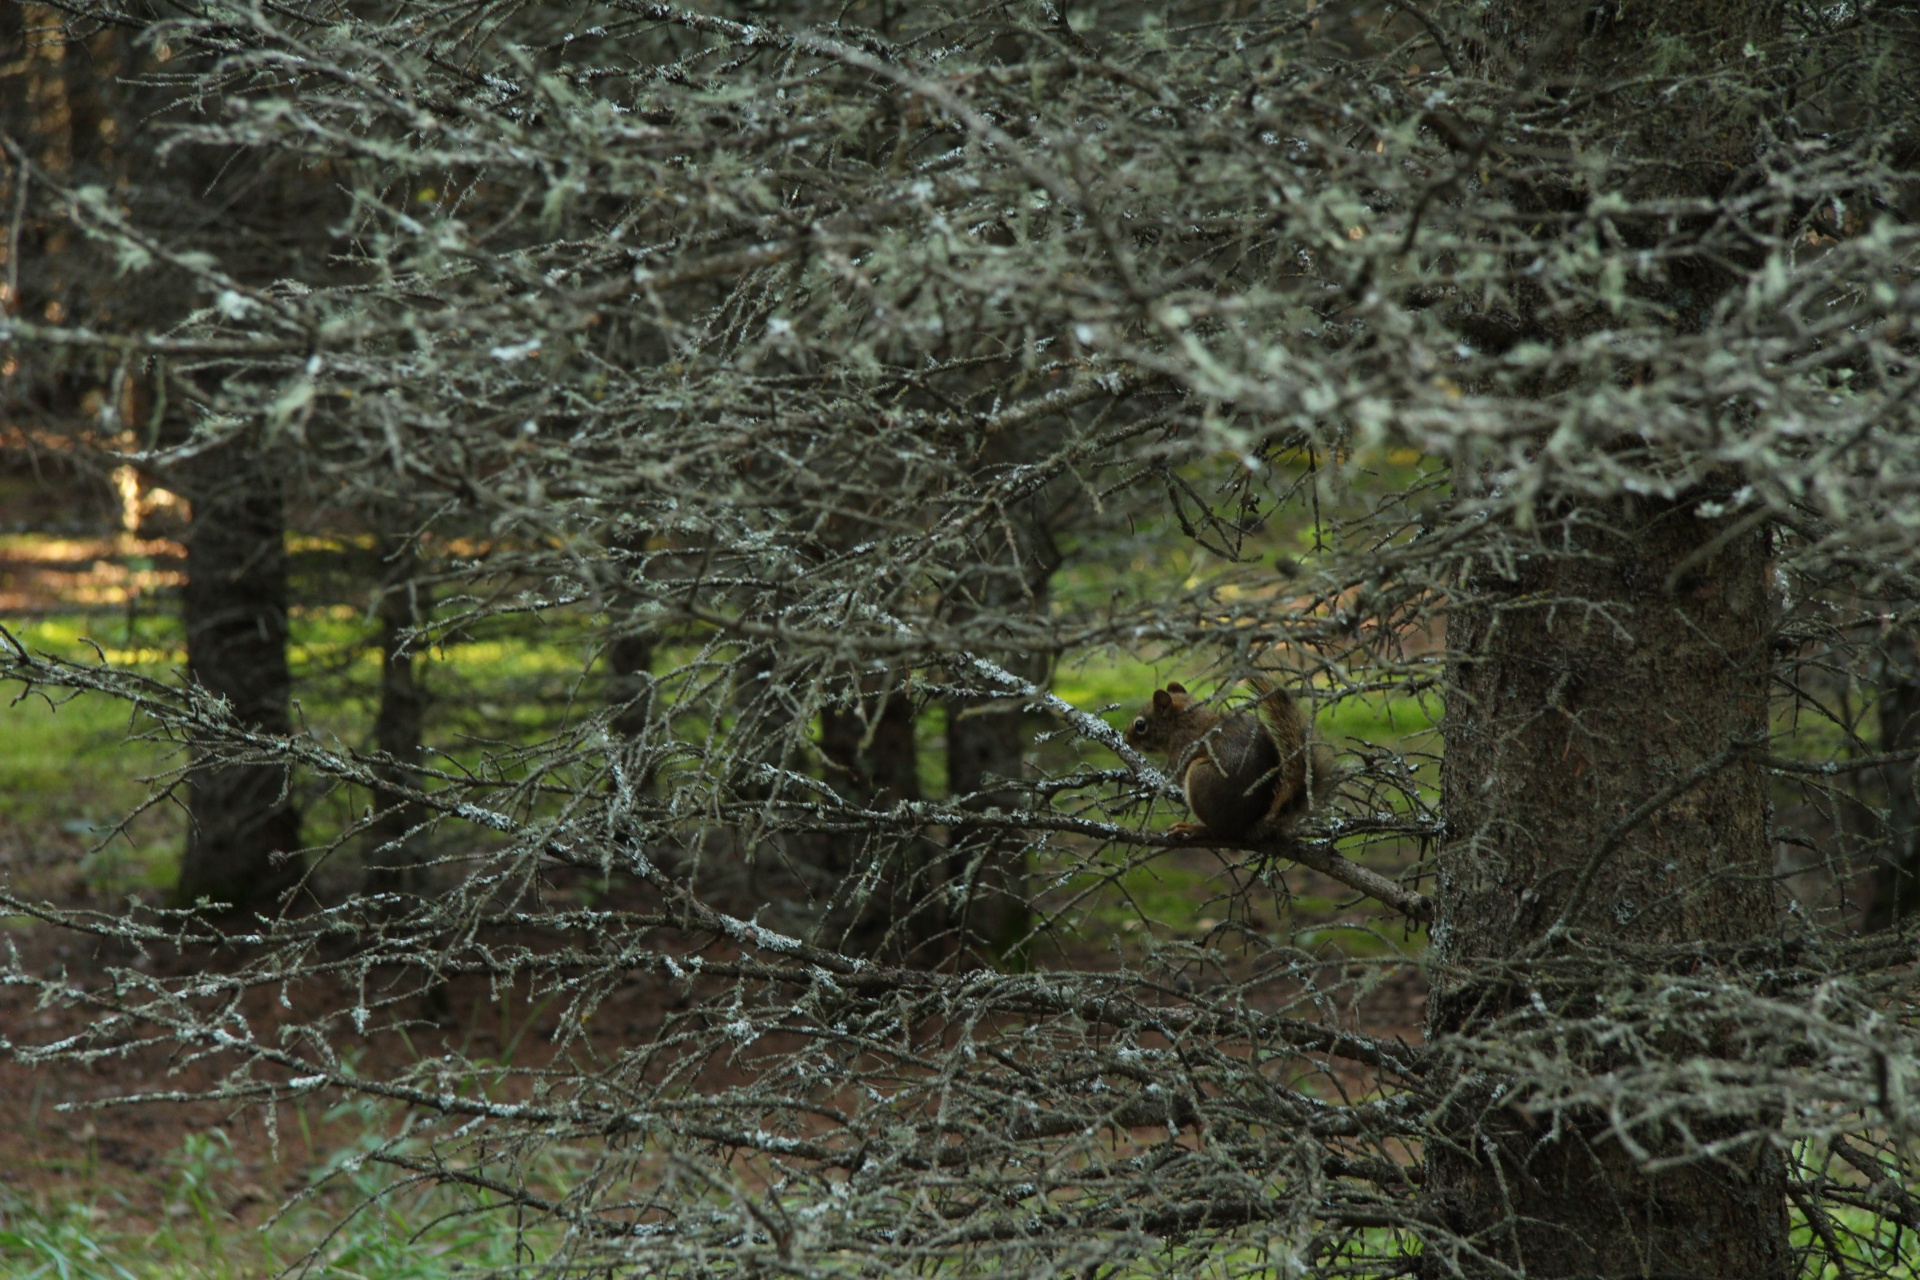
[
  {"xmin": 1857, "ymin": 0, "xmax": 1920, "ymax": 930},
  {"xmin": 1423, "ymin": 4, "xmax": 1792, "ymax": 1276},
  {"xmin": 1426, "ymin": 497, "xmax": 1784, "ymax": 1278},
  {"xmin": 175, "ymin": 437, "xmax": 300, "ymax": 912}
]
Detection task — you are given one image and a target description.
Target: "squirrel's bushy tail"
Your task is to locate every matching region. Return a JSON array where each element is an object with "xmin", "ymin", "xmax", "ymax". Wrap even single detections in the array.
[{"xmin": 1247, "ymin": 674, "xmax": 1337, "ymax": 816}]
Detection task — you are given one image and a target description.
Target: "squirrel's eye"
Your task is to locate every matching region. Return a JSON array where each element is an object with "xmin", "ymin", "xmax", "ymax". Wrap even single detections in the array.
[{"xmin": 1131, "ymin": 717, "xmax": 1147, "ymax": 734}]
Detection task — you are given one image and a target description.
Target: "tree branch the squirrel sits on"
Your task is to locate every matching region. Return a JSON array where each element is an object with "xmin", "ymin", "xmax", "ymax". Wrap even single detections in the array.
[{"xmin": 1124, "ymin": 677, "xmax": 1334, "ymax": 842}]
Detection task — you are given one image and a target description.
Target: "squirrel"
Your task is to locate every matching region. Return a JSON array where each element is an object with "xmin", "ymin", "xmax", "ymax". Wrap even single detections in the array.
[{"xmin": 1123, "ymin": 678, "xmax": 1333, "ymax": 842}]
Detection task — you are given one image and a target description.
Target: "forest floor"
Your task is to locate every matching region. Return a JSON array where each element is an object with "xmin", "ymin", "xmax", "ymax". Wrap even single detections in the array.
[
  {"xmin": 0, "ymin": 530, "xmax": 1431, "ymax": 1269},
  {"xmin": 0, "ymin": 861, "xmax": 1429, "ymax": 1244}
]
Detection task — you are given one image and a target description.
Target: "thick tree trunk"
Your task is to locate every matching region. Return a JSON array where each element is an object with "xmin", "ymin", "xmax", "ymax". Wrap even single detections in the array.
[
  {"xmin": 364, "ymin": 537, "xmax": 429, "ymax": 894},
  {"xmin": 1426, "ymin": 497, "xmax": 1784, "ymax": 1277},
  {"xmin": 1424, "ymin": 6, "xmax": 1791, "ymax": 1274},
  {"xmin": 1849, "ymin": 0, "xmax": 1920, "ymax": 937},
  {"xmin": 176, "ymin": 438, "xmax": 300, "ymax": 912}
]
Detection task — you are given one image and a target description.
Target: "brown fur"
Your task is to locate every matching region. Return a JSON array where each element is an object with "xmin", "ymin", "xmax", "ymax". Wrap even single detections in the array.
[{"xmin": 1123, "ymin": 679, "xmax": 1332, "ymax": 841}]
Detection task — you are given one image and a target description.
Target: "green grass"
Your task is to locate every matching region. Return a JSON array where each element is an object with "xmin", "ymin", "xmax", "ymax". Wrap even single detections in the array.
[
  {"xmin": 0, "ymin": 684, "xmax": 171, "ymax": 829},
  {"xmin": 1, "ymin": 616, "xmax": 185, "ymax": 896},
  {"xmin": 0, "ymin": 607, "xmax": 607, "ymax": 890},
  {"xmin": 4, "ymin": 584, "xmax": 1441, "ymax": 943},
  {"xmin": 1053, "ymin": 648, "xmax": 1440, "ymax": 755},
  {"xmin": 1053, "ymin": 651, "xmax": 1171, "ymax": 747},
  {"xmin": 0, "ymin": 1108, "xmax": 562, "ymax": 1280}
]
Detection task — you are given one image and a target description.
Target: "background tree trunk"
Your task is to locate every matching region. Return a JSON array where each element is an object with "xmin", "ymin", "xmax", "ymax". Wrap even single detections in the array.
[
  {"xmin": 818, "ymin": 682, "xmax": 929, "ymax": 957},
  {"xmin": 1866, "ymin": 625, "xmax": 1920, "ymax": 928},
  {"xmin": 944, "ymin": 682, "xmax": 1037, "ymax": 963},
  {"xmin": 606, "ymin": 629, "xmax": 655, "ymax": 744},
  {"xmin": 176, "ymin": 435, "xmax": 300, "ymax": 911},
  {"xmin": 364, "ymin": 533, "xmax": 429, "ymax": 894},
  {"xmin": 605, "ymin": 528, "xmax": 658, "ymax": 793},
  {"xmin": 820, "ymin": 690, "xmax": 923, "ymax": 810},
  {"xmin": 941, "ymin": 496, "xmax": 1063, "ymax": 966}
]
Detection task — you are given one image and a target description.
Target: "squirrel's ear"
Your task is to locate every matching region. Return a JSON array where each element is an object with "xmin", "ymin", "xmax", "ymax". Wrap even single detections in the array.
[
  {"xmin": 1152, "ymin": 688, "xmax": 1173, "ymax": 710},
  {"xmin": 1165, "ymin": 681, "xmax": 1186, "ymax": 695}
]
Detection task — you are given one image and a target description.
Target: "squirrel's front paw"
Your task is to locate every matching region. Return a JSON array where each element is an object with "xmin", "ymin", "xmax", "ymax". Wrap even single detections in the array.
[{"xmin": 1166, "ymin": 821, "xmax": 1208, "ymax": 839}]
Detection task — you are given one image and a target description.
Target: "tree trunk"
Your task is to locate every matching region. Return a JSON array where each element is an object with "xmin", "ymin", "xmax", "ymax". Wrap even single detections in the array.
[
  {"xmin": 364, "ymin": 536, "xmax": 429, "ymax": 894},
  {"xmin": 176, "ymin": 437, "xmax": 300, "ymax": 912},
  {"xmin": 1423, "ymin": 5, "xmax": 1791, "ymax": 1275},
  {"xmin": 1866, "ymin": 626, "xmax": 1920, "ymax": 929},
  {"xmin": 1426, "ymin": 497, "xmax": 1784, "ymax": 1277},
  {"xmin": 819, "ymin": 683, "xmax": 929, "ymax": 956},
  {"xmin": 607, "ymin": 630, "xmax": 656, "ymax": 744},
  {"xmin": 931, "ymin": 428, "xmax": 1067, "ymax": 964},
  {"xmin": 606, "ymin": 529, "xmax": 658, "ymax": 790},
  {"xmin": 821, "ymin": 691, "xmax": 923, "ymax": 810},
  {"xmin": 941, "ymin": 520, "xmax": 1061, "ymax": 965},
  {"xmin": 944, "ymin": 689, "xmax": 1033, "ymax": 963}
]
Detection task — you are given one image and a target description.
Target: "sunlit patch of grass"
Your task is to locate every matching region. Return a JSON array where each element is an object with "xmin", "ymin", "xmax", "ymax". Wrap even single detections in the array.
[
  {"xmin": 0, "ymin": 691, "xmax": 168, "ymax": 824},
  {"xmin": 1109, "ymin": 852, "xmax": 1220, "ymax": 935},
  {"xmin": 0, "ymin": 624, "xmax": 183, "ymax": 891},
  {"xmin": 1, "ymin": 609, "xmax": 612, "ymax": 894},
  {"xmin": 1056, "ymin": 652, "xmax": 1440, "ymax": 757},
  {"xmin": 1322, "ymin": 686, "xmax": 1440, "ymax": 747},
  {"xmin": 3, "ymin": 612, "xmax": 187, "ymax": 668}
]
